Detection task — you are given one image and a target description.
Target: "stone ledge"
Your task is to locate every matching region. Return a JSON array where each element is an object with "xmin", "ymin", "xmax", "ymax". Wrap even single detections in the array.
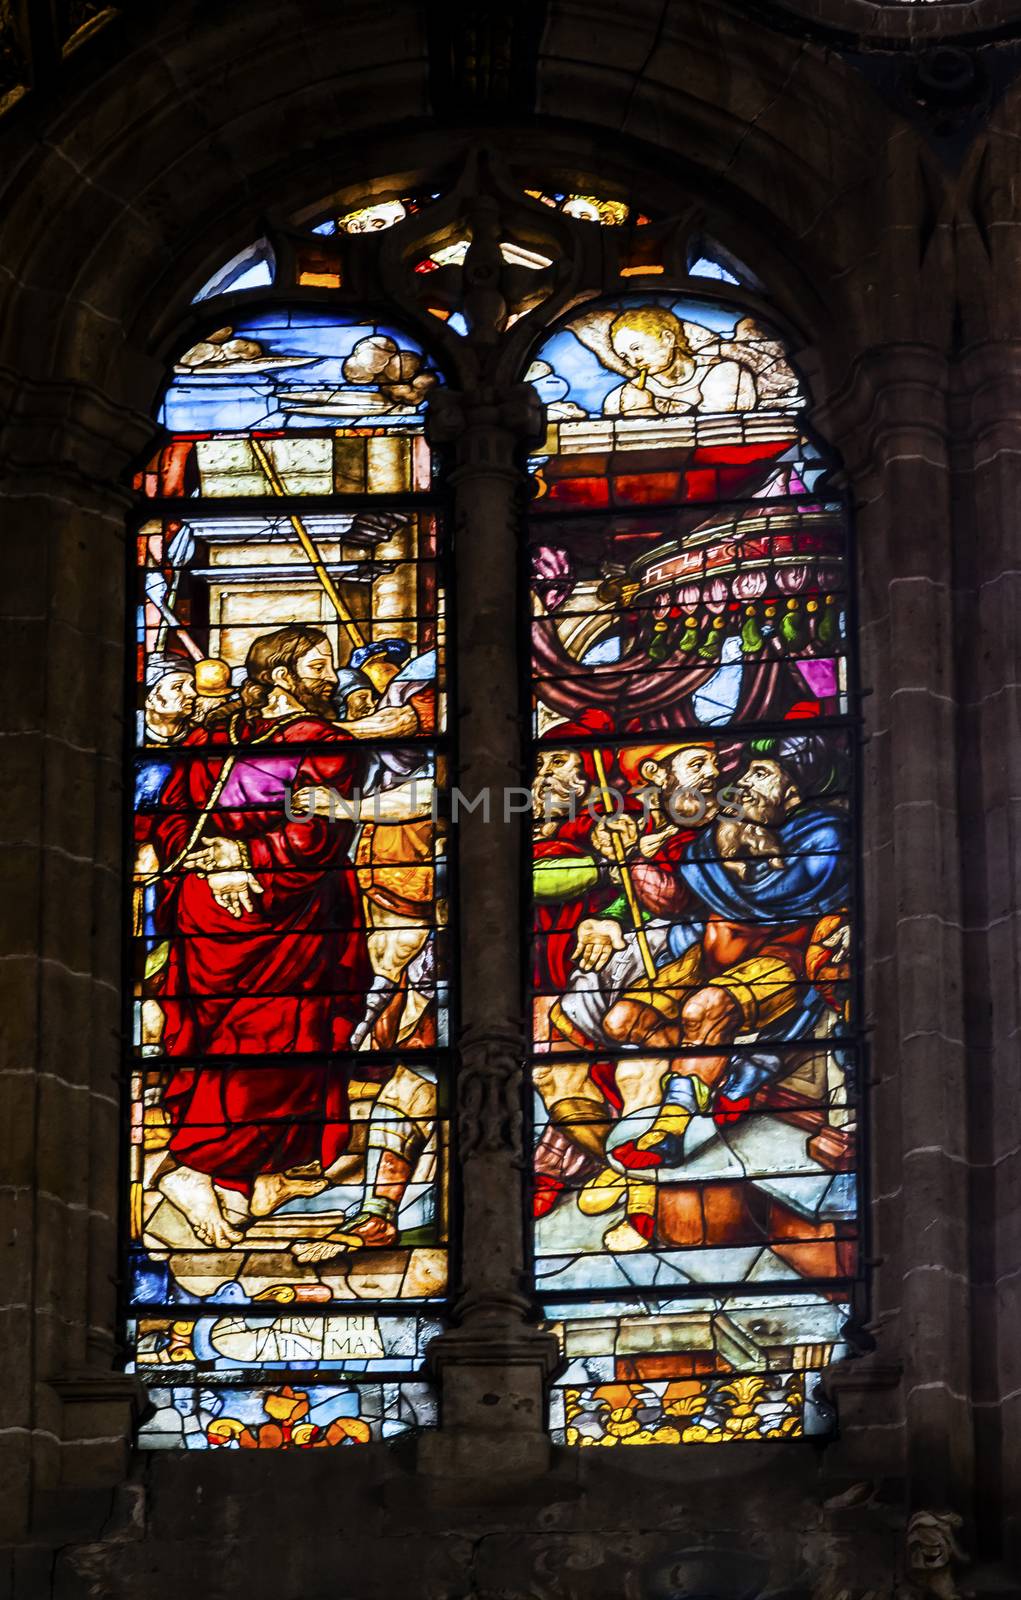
[{"xmin": 43, "ymin": 1371, "xmax": 149, "ymax": 1490}]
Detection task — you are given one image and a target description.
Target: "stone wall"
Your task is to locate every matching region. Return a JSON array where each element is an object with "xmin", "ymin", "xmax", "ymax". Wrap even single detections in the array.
[{"xmin": 1, "ymin": 1, "xmax": 1021, "ymax": 1594}]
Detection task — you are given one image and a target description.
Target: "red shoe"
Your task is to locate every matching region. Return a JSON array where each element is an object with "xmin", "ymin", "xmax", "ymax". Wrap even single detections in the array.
[
  {"xmin": 629, "ymin": 1210, "xmax": 655, "ymax": 1241},
  {"xmin": 713, "ymin": 1094, "xmax": 751, "ymax": 1126},
  {"xmin": 612, "ymin": 1132, "xmax": 685, "ymax": 1171}
]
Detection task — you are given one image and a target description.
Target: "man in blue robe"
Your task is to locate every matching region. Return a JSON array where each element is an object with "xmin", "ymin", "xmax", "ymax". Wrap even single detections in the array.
[{"xmin": 604, "ymin": 733, "xmax": 851, "ymax": 1175}]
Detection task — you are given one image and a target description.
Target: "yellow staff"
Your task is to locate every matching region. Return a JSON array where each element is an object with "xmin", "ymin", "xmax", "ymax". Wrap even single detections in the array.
[
  {"xmin": 590, "ymin": 747, "xmax": 657, "ymax": 983},
  {"xmin": 248, "ymin": 435, "xmax": 366, "ymax": 652}
]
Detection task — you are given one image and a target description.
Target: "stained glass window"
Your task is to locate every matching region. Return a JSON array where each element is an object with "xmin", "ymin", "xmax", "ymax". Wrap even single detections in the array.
[
  {"xmin": 129, "ymin": 309, "xmax": 449, "ymax": 1448},
  {"xmin": 688, "ymin": 256, "xmax": 740, "ymax": 284},
  {"xmin": 312, "ymin": 191, "xmax": 440, "ymax": 236},
  {"xmin": 415, "ymin": 238, "xmax": 554, "ymax": 273},
  {"xmin": 687, "ymin": 239, "xmax": 758, "ymax": 290},
  {"xmin": 130, "ymin": 173, "xmax": 863, "ymax": 1455},
  {"xmin": 526, "ymin": 294, "xmax": 858, "ymax": 1446},
  {"xmin": 193, "ymin": 240, "xmax": 276, "ymax": 303},
  {"xmin": 523, "ymin": 189, "xmax": 651, "ymax": 227}
]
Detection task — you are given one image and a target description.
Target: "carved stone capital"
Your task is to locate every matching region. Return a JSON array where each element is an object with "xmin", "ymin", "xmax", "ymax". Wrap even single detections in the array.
[
  {"xmin": 457, "ymin": 1023, "xmax": 525, "ymax": 1158},
  {"xmin": 817, "ymin": 1353, "xmax": 906, "ymax": 1485},
  {"xmin": 47, "ymin": 1369, "xmax": 149, "ymax": 1431},
  {"xmin": 427, "ymin": 380, "xmax": 545, "ymax": 457},
  {"xmin": 451, "ymin": 1286, "xmax": 535, "ymax": 1329}
]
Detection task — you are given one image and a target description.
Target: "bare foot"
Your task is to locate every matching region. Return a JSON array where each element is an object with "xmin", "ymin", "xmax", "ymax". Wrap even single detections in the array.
[
  {"xmin": 292, "ymin": 1212, "xmax": 397, "ymax": 1264},
  {"xmin": 250, "ymin": 1170, "xmax": 327, "ymax": 1218},
  {"xmin": 159, "ymin": 1166, "xmax": 244, "ymax": 1248}
]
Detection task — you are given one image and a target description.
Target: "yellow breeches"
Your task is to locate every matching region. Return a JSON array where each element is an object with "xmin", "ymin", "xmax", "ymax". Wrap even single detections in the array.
[{"xmin": 623, "ymin": 945, "xmax": 798, "ymax": 1032}]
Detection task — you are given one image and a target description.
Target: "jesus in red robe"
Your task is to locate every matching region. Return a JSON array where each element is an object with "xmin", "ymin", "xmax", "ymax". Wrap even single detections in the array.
[{"xmin": 149, "ymin": 624, "xmax": 372, "ymax": 1249}]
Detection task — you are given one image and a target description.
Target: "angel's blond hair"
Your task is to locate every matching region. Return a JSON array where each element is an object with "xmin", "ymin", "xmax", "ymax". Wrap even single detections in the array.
[
  {"xmin": 338, "ymin": 199, "xmax": 406, "ymax": 232},
  {"xmin": 609, "ymin": 305, "xmax": 692, "ymax": 358},
  {"xmin": 566, "ymin": 194, "xmax": 629, "ymax": 226}
]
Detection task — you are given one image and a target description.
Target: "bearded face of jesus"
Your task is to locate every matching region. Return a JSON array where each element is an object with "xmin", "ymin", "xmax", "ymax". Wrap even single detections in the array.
[{"xmin": 275, "ymin": 639, "xmax": 340, "ymax": 719}]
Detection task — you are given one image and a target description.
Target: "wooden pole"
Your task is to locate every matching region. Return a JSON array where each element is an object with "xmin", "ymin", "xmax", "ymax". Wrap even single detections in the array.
[
  {"xmin": 590, "ymin": 746, "xmax": 657, "ymax": 982},
  {"xmin": 248, "ymin": 435, "xmax": 365, "ymax": 651}
]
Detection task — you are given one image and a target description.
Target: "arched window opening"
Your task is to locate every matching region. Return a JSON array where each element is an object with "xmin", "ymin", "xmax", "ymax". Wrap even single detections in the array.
[
  {"xmin": 526, "ymin": 293, "xmax": 858, "ymax": 1446},
  {"xmin": 193, "ymin": 239, "xmax": 276, "ymax": 303},
  {"xmin": 129, "ymin": 308, "xmax": 450, "ymax": 1449},
  {"xmin": 125, "ymin": 156, "xmax": 863, "ymax": 1455}
]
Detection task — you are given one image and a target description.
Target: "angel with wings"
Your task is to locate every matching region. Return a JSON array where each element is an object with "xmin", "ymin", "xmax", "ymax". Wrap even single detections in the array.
[{"xmin": 571, "ymin": 303, "xmax": 801, "ymax": 417}]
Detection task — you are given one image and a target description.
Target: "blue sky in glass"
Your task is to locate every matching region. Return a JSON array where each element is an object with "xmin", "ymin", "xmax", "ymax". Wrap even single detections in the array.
[
  {"xmin": 161, "ymin": 312, "xmax": 435, "ymax": 433},
  {"xmin": 221, "ymin": 260, "xmax": 274, "ymax": 294},
  {"xmin": 690, "ymin": 256, "xmax": 740, "ymax": 284},
  {"xmin": 193, "ymin": 241, "xmax": 275, "ymax": 303}
]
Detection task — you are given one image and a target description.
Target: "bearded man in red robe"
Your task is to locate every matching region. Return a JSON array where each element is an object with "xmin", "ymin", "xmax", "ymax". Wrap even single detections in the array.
[{"xmin": 149, "ymin": 624, "xmax": 371, "ymax": 1250}]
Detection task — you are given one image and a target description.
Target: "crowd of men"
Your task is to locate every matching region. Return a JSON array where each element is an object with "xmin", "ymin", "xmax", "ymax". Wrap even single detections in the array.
[{"xmin": 531, "ymin": 712, "xmax": 851, "ymax": 1253}]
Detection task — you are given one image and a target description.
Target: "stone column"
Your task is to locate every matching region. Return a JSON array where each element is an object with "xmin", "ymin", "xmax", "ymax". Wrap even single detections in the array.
[
  {"xmin": 821, "ymin": 346, "xmax": 974, "ymax": 1515},
  {"xmin": 952, "ymin": 338, "xmax": 1021, "ymax": 1567},
  {"xmin": 420, "ymin": 380, "xmax": 559, "ymax": 1476},
  {"xmin": 0, "ymin": 375, "xmax": 150, "ymax": 1538}
]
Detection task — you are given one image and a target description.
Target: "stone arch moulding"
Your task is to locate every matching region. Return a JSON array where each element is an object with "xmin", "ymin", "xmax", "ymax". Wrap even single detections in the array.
[{"xmin": 730, "ymin": 0, "xmax": 1021, "ymax": 45}]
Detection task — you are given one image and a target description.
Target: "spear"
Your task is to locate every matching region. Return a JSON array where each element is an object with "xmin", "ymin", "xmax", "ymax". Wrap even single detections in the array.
[
  {"xmin": 590, "ymin": 746, "xmax": 657, "ymax": 983},
  {"xmin": 144, "ymin": 579, "xmax": 204, "ymax": 661},
  {"xmin": 248, "ymin": 435, "xmax": 365, "ymax": 651}
]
